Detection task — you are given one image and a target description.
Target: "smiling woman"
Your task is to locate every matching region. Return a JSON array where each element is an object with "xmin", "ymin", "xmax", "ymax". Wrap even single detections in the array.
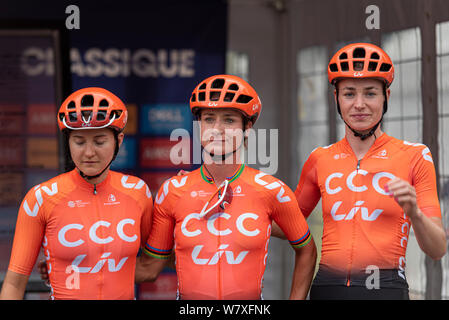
[{"xmin": 294, "ymin": 43, "xmax": 446, "ymax": 300}]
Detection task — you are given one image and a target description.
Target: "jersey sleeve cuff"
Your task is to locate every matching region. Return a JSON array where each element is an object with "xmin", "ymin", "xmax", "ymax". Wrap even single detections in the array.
[
  {"xmin": 143, "ymin": 243, "xmax": 172, "ymax": 260},
  {"xmin": 289, "ymin": 229, "xmax": 312, "ymax": 249}
]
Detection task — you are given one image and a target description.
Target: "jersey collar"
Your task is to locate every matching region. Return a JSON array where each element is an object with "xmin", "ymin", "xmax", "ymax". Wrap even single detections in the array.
[
  {"xmin": 70, "ymin": 168, "xmax": 112, "ymax": 193},
  {"xmin": 342, "ymin": 132, "xmax": 392, "ymax": 156},
  {"xmin": 200, "ymin": 163, "xmax": 245, "ymax": 185}
]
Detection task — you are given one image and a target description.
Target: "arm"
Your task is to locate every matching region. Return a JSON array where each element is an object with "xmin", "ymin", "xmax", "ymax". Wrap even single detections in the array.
[
  {"xmin": 135, "ymin": 253, "xmax": 169, "ymax": 283},
  {"xmin": 0, "ymin": 271, "xmax": 29, "ymax": 300},
  {"xmin": 136, "ymin": 180, "xmax": 176, "ymax": 283},
  {"xmin": 386, "ymin": 178, "xmax": 446, "ymax": 260},
  {"xmin": 294, "ymin": 152, "xmax": 322, "ymax": 219},
  {"xmin": 289, "ymin": 238, "xmax": 317, "ymax": 300},
  {"xmin": 271, "ymin": 221, "xmax": 287, "ymax": 239},
  {"xmin": 1, "ymin": 187, "xmax": 46, "ymax": 299},
  {"xmin": 270, "ymin": 176, "xmax": 317, "ymax": 299}
]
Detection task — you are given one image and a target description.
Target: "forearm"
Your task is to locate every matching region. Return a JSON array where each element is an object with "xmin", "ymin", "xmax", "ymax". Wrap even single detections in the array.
[
  {"xmin": 289, "ymin": 240, "xmax": 317, "ymax": 300},
  {"xmin": 410, "ymin": 211, "xmax": 446, "ymax": 260},
  {"xmin": 0, "ymin": 270, "xmax": 29, "ymax": 300},
  {"xmin": 135, "ymin": 253, "xmax": 169, "ymax": 283}
]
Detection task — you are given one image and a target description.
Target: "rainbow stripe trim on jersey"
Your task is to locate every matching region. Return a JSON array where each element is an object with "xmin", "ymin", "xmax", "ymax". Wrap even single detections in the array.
[
  {"xmin": 201, "ymin": 164, "xmax": 245, "ymax": 184},
  {"xmin": 289, "ymin": 229, "xmax": 311, "ymax": 248},
  {"xmin": 143, "ymin": 243, "xmax": 172, "ymax": 260}
]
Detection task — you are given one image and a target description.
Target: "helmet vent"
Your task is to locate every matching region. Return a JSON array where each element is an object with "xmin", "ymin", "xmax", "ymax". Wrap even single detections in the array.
[
  {"xmin": 68, "ymin": 112, "xmax": 78, "ymax": 122},
  {"xmin": 97, "ymin": 110, "xmax": 107, "ymax": 121},
  {"xmin": 368, "ymin": 61, "xmax": 378, "ymax": 71},
  {"xmin": 199, "ymin": 83, "xmax": 207, "ymax": 90},
  {"xmin": 111, "ymin": 110, "xmax": 122, "ymax": 119},
  {"xmin": 210, "ymin": 91, "xmax": 221, "ymax": 101},
  {"xmin": 228, "ymin": 83, "xmax": 239, "ymax": 91},
  {"xmin": 339, "ymin": 52, "xmax": 348, "ymax": 59},
  {"xmin": 340, "ymin": 62, "xmax": 349, "ymax": 71},
  {"xmin": 224, "ymin": 92, "xmax": 235, "ymax": 102},
  {"xmin": 236, "ymin": 94, "xmax": 253, "ymax": 104},
  {"xmin": 370, "ymin": 52, "xmax": 380, "ymax": 60},
  {"xmin": 329, "ymin": 63, "xmax": 338, "ymax": 72},
  {"xmin": 68, "ymin": 101, "xmax": 76, "ymax": 109},
  {"xmin": 198, "ymin": 92, "xmax": 206, "ymax": 101},
  {"xmin": 380, "ymin": 63, "xmax": 392, "ymax": 72},
  {"xmin": 99, "ymin": 99, "xmax": 109, "ymax": 107},
  {"xmin": 191, "ymin": 93, "xmax": 196, "ymax": 102},
  {"xmin": 353, "ymin": 48, "xmax": 366, "ymax": 58},
  {"xmin": 81, "ymin": 94, "xmax": 94, "ymax": 108},
  {"xmin": 353, "ymin": 61, "xmax": 364, "ymax": 71},
  {"xmin": 211, "ymin": 78, "xmax": 225, "ymax": 89}
]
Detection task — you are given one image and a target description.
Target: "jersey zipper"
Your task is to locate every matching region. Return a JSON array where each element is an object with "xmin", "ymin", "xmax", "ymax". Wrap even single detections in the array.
[
  {"xmin": 347, "ymin": 159, "xmax": 361, "ymax": 287},
  {"xmin": 92, "ymin": 183, "xmax": 104, "ymax": 299},
  {"xmin": 217, "ymin": 187, "xmax": 223, "ymax": 300}
]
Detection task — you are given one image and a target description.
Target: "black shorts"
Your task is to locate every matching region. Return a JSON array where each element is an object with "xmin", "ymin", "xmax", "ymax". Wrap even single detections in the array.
[{"xmin": 310, "ymin": 285, "xmax": 410, "ymax": 300}]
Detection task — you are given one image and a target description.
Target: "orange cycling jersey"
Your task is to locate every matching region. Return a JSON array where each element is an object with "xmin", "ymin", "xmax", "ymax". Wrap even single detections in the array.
[
  {"xmin": 295, "ymin": 133, "xmax": 441, "ymax": 288},
  {"xmin": 144, "ymin": 164, "xmax": 311, "ymax": 300},
  {"xmin": 8, "ymin": 169, "xmax": 152, "ymax": 299}
]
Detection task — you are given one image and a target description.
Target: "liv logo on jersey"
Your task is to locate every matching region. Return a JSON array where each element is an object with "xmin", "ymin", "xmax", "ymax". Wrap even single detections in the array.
[
  {"xmin": 330, "ymin": 200, "xmax": 383, "ymax": 221},
  {"xmin": 120, "ymin": 176, "xmax": 152, "ymax": 198},
  {"xmin": 23, "ymin": 183, "xmax": 58, "ymax": 217},
  {"xmin": 155, "ymin": 176, "xmax": 188, "ymax": 204},
  {"xmin": 254, "ymin": 173, "xmax": 291, "ymax": 203},
  {"xmin": 69, "ymin": 252, "xmax": 129, "ymax": 274},
  {"xmin": 191, "ymin": 244, "xmax": 249, "ymax": 265}
]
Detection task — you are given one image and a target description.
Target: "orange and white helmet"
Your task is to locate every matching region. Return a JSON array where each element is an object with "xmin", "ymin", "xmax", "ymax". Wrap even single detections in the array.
[
  {"xmin": 190, "ymin": 74, "xmax": 262, "ymax": 124},
  {"xmin": 57, "ymin": 87, "xmax": 127, "ymax": 132},
  {"xmin": 328, "ymin": 43, "xmax": 394, "ymax": 87}
]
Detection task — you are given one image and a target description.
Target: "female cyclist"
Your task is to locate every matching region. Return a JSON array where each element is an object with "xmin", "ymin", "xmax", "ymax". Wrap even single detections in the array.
[
  {"xmin": 136, "ymin": 74, "xmax": 317, "ymax": 299},
  {"xmin": 0, "ymin": 87, "xmax": 152, "ymax": 300},
  {"xmin": 294, "ymin": 43, "xmax": 446, "ymax": 299}
]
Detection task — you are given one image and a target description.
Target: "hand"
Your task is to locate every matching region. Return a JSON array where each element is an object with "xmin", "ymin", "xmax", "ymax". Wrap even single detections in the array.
[
  {"xmin": 37, "ymin": 260, "xmax": 49, "ymax": 283},
  {"xmin": 384, "ymin": 178, "xmax": 419, "ymax": 219}
]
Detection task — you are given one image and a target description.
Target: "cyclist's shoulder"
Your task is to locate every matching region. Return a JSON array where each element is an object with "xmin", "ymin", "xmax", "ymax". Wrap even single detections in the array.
[
  {"xmin": 243, "ymin": 166, "xmax": 294, "ymax": 195},
  {"xmin": 306, "ymin": 141, "xmax": 341, "ymax": 163},
  {"xmin": 21, "ymin": 171, "xmax": 74, "ymax": 216},
  {"xmin": 387, "ymin": 135, "xmax": 433, "ymax": 161},
  {"xmin": 109, "ymin": 170, "xmax": 152, "ymax": 200},
  {"xmin": 162, "ymin": 167, "xmax": 201, "ymax": 189},
  {"xmin": 154, "ymin": 168, "xmax": 202, "ymax": 204}
]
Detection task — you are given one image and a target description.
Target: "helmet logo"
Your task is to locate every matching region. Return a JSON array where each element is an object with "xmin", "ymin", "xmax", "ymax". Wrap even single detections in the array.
[
  {"xmin": 208, "ymin": 102, "xmax": 218, "ymax": 107},
  {"xmin": 81, "ymin": 113, "xmax": 92, "ymax": 127},
  {"xmin": 354, "ymin": 72, "xmax": 364, "ymax": 77},
  {"xmin": 252, "ymin": 104, "xmax": 259, "ymax": 111}
]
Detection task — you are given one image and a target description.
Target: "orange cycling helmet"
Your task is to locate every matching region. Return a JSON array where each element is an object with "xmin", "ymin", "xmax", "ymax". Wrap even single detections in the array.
[
  {"xmin": 190, "ymin": 74, "xmax": 262, "ymax": 124},
  {"xmin": 328, "ymin": 43, "xmax": 394, "ymax": 87},
  {"xmin": 57, "ymin": 87, "xmax": 128, "ymax": 132}
]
